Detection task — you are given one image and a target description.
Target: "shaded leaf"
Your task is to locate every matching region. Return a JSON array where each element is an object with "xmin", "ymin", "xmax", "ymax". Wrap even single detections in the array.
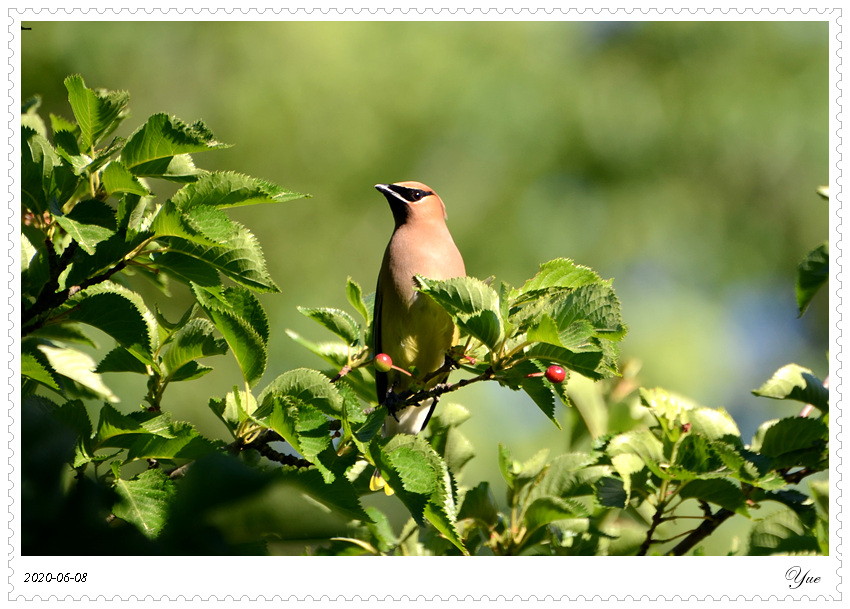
[
  {"xmin": 121, "ymin": 113, "xmax": 228, "ymax": 177},
  {"xmin": 169, "ymin": 171, "xmax": 306, "ymax": 209},
  {"xmin": 298, "ymin": 306, "xmax": 360, "ymax": 346},
  {"xmin": 102, "ymin": 161, "xmax": 150, "ymax": 196},
  {"xmin": 796, "ymin": 242, "xmax": 828, "ymax": 316},
  {"xmin": 37, "ymin": 344, "xmax": 118, "ymax": 402},
  {"xmin": 753, "ymin": 364, "xmax": 828, "ymax": 413},
  {"xmin": 64, "ymin": 74, "xmax": 129, "ymax": 152},
  {"xmin": 112, "ymin": 467, "xmax": 176, "ymax": 539}
]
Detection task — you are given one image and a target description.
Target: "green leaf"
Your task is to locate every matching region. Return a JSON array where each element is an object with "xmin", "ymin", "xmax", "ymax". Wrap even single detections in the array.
[
  {"xmin": 21, "ymin": 351, "xmax": 60, "ymax": 391},
  {"xmin": 277, "ymin": 466, "xmax": 371, "ymax": 523},
  {"xmin": 688, "ymin": 407, "xmax": 742, "ymax": 442},
  {"xmin": 606, "ymin": 429, "xmax": 666, "ymax": 479},
  {"xmin": 457, "ymin": 481, "xmax": 499, "ymax": 526},
  {"xmin": 61, "ymin": 231, "xmax": 152, "ymax": 289},
  {"xmin": 258, "ymin": 368, "xmax": 343, "ymax": 418},
  {"xmin": 22, "ymin": 127, "xmax": 80, "ymax": 216},
  {"xmin": 519, "ymin": 372, "xmax": 562, "ymax": 429},
  {"xmin": 593, "ymin": 476, "xmax": 628, "ymax": 508},
  {"xmin": 796, "ymin": 242, "xmax": 828, "ymax": 316},
  {"xmin": 64, "ymin": 75, "xmax": 129, "ymax": 152},
  {"xmin": 531, "ymin": 454, "xmax": 608, "ymax": 500},
  {"xmin": 346, "ymin": 277, "xmax": 372, "ymax": 326},
  {"xmin": 427, "ymin": 403, "xmax": 476, "ymax": 475},
  {"xmin": 522, "ymin": 343, "xmax": 606, "ymax": 380},
  {"xmin": 126, "ymin": 421, "xmax": 222, "ymax": 462},
  {"xmin": 510, "ymin": 258, "xmax": 603, "ymax": 301},
  {"xmin": 112, "ymin": 467, "xmax": 175, "ymax": 539},
  {"xmin": 209, "ymin": 389, "xmax": 256, "ymax": 435},
  {"xmin": 153, "ymin": 251, "xmax": 223, "ymax": 290},
  {"xmin": 37, "ymin": 344, "xmax": 118, "ymax": 402},
  {"xmin": 101, "ymin": 161, "xmax": 150, "ymax": 197},
  {"xmin": 193, "ymin": 284, "xmax": 268, "ymax": 387},
  {"xmin": 610, "ymin": 452, "xmax": 645, "ymax": 504},
  {"xmin": 415, "ymin": 275, "xmax": 504, "ymax": 349},
  {"xmin": 64, "ymin": 283, "xmax": 156, "ymax": 365},
  {"xmin": 526, "ymin": 495, "xmax": 589, "ymax": 532},
  {"xmin": 96, "ymin": 347, "xmax": 149, "ymax": 375},
  {"xmin": 162, "ymin": 318, "xmax": 228, "ymax": 379},
  {"xmin": 298, "ymin": 306, "xmax": 360, "ymax": 346},
  {"xmin": 757, "ymin": 417, "xmax": 829, "ymax": 460},
  {"xmin": 22, "ymin": 95, "xmax": 47, "ymax": 136},
  {"xmin": 121, "ymin": 113, "xmax": 228, "ymax": 177},
  {"xmin": 166, "ymin": 222, "xmax": 278, "ymax": 293},
  {"xmin": 678, "ymin": 479, "xmax": 746, "ymax": 513},
  {"xmin": 169, "ymin": 171, "xmax": 307, "ymax": 209},
  {"xmin": 92, "ymin": 405, "xmax": 173, "ymax": 448},
  {"xmin": 266, "ymin": 399, "xmax": 335, "ymax": 483},
  {"xmin": 53, "ymin": 199, "xmax": 117, "ymax": 255},
  {"xmin": 748, "ymin": 508, "xmax": 820, "ymax": 556},
  {"xmin": 753, "ymin": 364, "xmax": 828, "ymax": 413}
]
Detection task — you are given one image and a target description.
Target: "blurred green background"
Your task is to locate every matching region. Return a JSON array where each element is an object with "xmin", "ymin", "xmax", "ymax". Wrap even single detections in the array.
[{"xmin": 22, "ymin": 20, "xmax": 829, "ymax": 552}]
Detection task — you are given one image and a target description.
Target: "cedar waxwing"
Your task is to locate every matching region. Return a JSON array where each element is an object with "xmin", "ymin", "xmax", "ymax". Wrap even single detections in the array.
[{"xmin": 370, "ymin": 181, "xmax": 466, "ymax": 493}]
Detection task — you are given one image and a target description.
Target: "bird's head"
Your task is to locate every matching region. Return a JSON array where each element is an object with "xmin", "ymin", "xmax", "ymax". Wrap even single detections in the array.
[{"xmin": 375, "ymin": 181, "xmax": 448, "ymax": 227}]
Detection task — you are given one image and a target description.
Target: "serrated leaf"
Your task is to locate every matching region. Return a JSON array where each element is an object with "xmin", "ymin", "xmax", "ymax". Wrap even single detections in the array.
[
  {"xmin": 64, "ymin": 75, "xmax": 129, "ymax": 152},
  {"xmin": 753, "ymin": 364, "xmax": 828, "ymax": 413},
  {"xmin": 594, "ymin": 476, "xmax": 628, "ymax": 508},
  {"xmin": 610, "ymin": 452, "xmax": 645, "ymax": 504},
  {"xmin": 523, "ymin": 343, "xmax": 606, "ymax": 380},
  {"xmin": 167, "ymin": 222, "xmax": 278, "ymax": 293},
  {"xmin": 101, "ymin": 160, "xmax": 150, "ymax": 197},
  {"xmin": 679, "ymin": 478, "xmax": 746, "ymax": 513},
  {"xmin": 61, "ymin": 231, "xmax": 152, "ymax": 290},
  {"xmin": 346, "ymin": 277, "xmax": 371, "ymax": 326},
  {"xmin": 278, "ymin": 466, "xmax": 371, "ymax": 523},
  {"xmin": 258, "ymin": 368, "xmax": 343, "ymax": 418},
  {"xmin": 525, "ymin": 495, "xmax": 588, "ymax": 532},
  {"xmin": 415, "ymin": 275, "xmax": 504, "ymax": 349},
  {"xmin": 170, "ymin": 171, "xmax": 306, "ymax": 209},
  {"xmin": 53, "ymin": 199, "xmax": 117, "ymax": 255},
  {"xmin": 298, "ymin": 306, "xmax": 360, "ymax": 346},
  {"xmin": 96, "ymin": 347, "xmax": 149, "ymax": 374},
  {"xmin": 126, "ymin": 421, "xmax": 222, "ymax": 462},
  {"xmin": 458, "ymin": 481, "xmax": 499, "ymax": 526},
  {"xmin": 22, "ymin": 127, "xmax": 79, "ymax": 216},
  {"xmin": 519, "ymin": 374, "xmax": 561, "ymax": 428},
  {"xmin": 193, "ymin": 284, "xmax": 267, "ymax": 387},
  {"xmin": 162, "ymin": 318, "xmax": 228, "ymax": 378},
  {"xmin": 208, "ymin": 389, "xmax": 256, "ymax": 435},
  {"xmin": 64, "ymin": 283, "xmax": 156, "ymax": 364},
  {"xmin": 796, "ymin": 242, "xmax": 828, "ymax": 316},
  {"xmin": 121, "ymin": 113, "xmax": 229, "ymax": 177},
  {"xmin": 93, "ymin": 404, "xmax": 174, "ymax": 447},
  {"xmin": 37, "ymin": 344, "xmax": 118, "ymax": 402},
  {"xmin": 748, "ymin": 507, "xmax": 820, "ymax": 556},
  {"xmin": 112, "ymin": 468, "xmax": 175, "ymax": 539},
  {"xmin": 757, "ymin": 417, "xmax": 829, "ymax": 459},
  {"xmin": 153, "ymin": 251, "xmax": 223, "ymax": 290},
  {"xmin": 21, "ymin": 351, "xmax": 60, "ymax": 390},
  {"xmin": 266, "ymin": 399, "xmax": 334, "ymax": 483},
  {"xmin": 510, "ymin": 258, "xmax": 603, "ymax": 300}
]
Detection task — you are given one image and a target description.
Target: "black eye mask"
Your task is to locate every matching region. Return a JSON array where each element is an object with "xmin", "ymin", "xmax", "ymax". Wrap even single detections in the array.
[{"xmin": 388, "ymin": 185, "xmax": 433, "ymax": 203}]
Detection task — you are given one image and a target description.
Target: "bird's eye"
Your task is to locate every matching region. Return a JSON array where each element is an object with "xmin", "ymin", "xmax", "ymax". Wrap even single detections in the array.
[{"xmin": 409, "ymin": 190, "xmax": 425, "ymax": 202}]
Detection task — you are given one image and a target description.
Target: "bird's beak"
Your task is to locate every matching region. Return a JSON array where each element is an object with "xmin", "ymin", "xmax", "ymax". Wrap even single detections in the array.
[{"xmin": 375, "ymin": 183, "xmax": 393, "ymax": 196}]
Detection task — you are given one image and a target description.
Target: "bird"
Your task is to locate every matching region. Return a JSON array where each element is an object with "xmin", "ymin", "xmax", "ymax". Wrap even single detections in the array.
[{"xmin": 370, "ymin": 181, "xmax": 466, "ymax": 493}]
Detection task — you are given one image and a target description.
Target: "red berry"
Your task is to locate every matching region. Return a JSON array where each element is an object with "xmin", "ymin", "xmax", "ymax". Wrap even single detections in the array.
[
  {"xmin": 374, "ymin": 353, "xmax": 393, "ymax": 373},
  {"xmin": 545, "ymin": 365, "xmax": 566, "ymax": 384}
]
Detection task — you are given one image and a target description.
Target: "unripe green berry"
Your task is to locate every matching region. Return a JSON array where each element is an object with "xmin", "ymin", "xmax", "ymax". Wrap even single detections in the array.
[{"xmin": 374, "ymin": 353, "xmax": 393, "ymax": 373}]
